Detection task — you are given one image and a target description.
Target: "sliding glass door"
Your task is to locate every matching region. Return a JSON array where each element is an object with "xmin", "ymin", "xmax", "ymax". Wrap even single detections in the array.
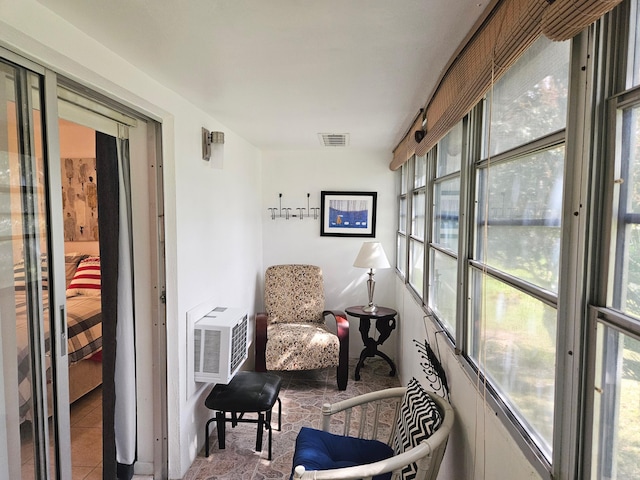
[{"xmin": 0, "ymin": 56, "xmax": 71, "ymax": 479}]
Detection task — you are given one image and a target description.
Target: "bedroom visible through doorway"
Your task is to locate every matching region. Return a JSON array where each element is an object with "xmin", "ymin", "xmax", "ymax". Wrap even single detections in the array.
[
  {"xmin": 55, "ymin": 83, "xmax": 168, "ymax": 479},
  {"xmin": 58, "ymin": 117, "xmax": 104, "ymax": 479}
]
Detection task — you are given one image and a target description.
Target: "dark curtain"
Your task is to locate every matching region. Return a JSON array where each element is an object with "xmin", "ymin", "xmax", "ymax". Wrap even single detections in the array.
[
  {"xmin": 96, "ymin": 131, "xmax": 119, "ymax": 480},
  {"xmin": 96, "ymin": 131, "xmax": 135, "ymax": 480}
]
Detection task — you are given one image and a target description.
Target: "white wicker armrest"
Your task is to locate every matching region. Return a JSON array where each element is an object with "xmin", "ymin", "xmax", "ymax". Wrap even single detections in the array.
[
  {"xmin": 321, "ymin": 387, "xmax": 407, "ymax": 416},
  {"xmin": 294, "ymin": 388, "xmax": 455, "ymax": 480},
  {"xmin": 320, "ymin": 387, "xmax": 406, "ymax": 435},
  {"xmin": 293, "ymin": 441, "xmax": 431, "ymax": 480}
]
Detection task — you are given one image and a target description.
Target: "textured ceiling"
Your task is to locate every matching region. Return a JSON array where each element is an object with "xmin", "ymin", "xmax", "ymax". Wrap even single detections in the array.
[{"xmin": 37, "ymin": 0, "xmax": 486, "ymax": 152}]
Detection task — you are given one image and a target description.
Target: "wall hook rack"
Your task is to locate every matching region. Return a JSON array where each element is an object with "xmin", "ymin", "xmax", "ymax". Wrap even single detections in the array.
[{"xmin": 268, "ymin": 193, "xmax": 319, "ymax": 220}]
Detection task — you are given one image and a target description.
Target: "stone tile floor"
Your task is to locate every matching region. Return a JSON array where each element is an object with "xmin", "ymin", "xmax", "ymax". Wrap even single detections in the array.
[{"xmin": 184, "ymin": 358, "xmax": 401, "ymax": 480}]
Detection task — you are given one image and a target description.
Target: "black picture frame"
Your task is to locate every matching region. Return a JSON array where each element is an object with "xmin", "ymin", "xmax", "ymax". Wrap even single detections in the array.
[{"xmin": 320, "ymin": 191, "xmax": 377, "ymax": 237}]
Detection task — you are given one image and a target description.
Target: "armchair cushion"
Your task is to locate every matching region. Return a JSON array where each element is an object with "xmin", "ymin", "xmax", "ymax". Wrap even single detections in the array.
[
  {"xmin": 292, "ymin": 427, "xmax": 393, "ymax": 480},
  {"xmin": 393, "ymin": 378, "xmax": 443, "ymax": 480},
  {"xmin": 265, "ymin": 264, "xmax": 325, "ymax": 324},
  {"xmin": 266, "ymin": 323, "xmax": 339, "ymax": 371}
]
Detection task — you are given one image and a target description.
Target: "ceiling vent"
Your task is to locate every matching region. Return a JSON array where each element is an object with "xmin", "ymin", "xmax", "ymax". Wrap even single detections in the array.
[{"xmin": 318, "ymin": 133, "xmax": 350, "ymax": 147}]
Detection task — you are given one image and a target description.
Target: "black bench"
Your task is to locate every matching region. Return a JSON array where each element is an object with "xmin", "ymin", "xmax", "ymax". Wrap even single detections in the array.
[{"xmin": 204, "ymin": 371, "xmax": 282, "ymax": 460}]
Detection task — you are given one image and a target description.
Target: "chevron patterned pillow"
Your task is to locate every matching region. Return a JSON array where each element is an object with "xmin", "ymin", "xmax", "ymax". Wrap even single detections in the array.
[{"xmin": 393, "ymin": 377, "xmax": 443, "ymax": 480}]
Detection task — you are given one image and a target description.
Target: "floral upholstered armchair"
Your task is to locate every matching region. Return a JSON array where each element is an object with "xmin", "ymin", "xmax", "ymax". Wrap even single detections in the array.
[{"xmin": 255, "ymin": 264, "xmax": 349, "ymax": 390}]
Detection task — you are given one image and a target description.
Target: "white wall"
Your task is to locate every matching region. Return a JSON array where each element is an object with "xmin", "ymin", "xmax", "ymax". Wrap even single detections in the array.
[
  {"xmin": 261, "ymin": 149, "xmax": 397, "ymax": 359},
  {"xmin": 0, "ymin": 2, "xmax": 263, "ymax": 478}
]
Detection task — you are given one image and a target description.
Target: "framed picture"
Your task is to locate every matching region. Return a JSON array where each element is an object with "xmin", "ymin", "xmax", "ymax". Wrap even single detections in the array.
[{"xmin": 320, "ymin": 191, "xmax": 377, "ymax": 237}]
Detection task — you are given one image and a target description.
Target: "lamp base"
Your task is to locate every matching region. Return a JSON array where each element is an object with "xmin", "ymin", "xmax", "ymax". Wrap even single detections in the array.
[{"xmin": 362, "ymin": 270, "xmax": 379, "ymax": 313}]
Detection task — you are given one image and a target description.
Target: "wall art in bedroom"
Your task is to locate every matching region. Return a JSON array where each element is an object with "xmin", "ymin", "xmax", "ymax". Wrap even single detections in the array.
[{"xmin": 62, "ymin": 157, "xmax": 99, "ymax": 241}]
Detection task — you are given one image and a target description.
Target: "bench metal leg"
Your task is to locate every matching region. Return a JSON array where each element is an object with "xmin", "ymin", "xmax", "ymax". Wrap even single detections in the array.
[
  {"xmin": 216, "ymin": 411, "xmax": 226, "ymax": 449},
  {"xmin": 267, "ymin": 413, "xmax": 273, "ymax": 460},
  {"xmin": 206, "ymin": 397, "xmax": 282, "ymax": 460},
  {"xmin": 256, "ymin": 412, "xmax": 264, "ymax": 453},
  {"xmin": 204, "ymin": 417, "xmax": 217, "ymax": 457},
  {"xmin": 265, "ymin": 409, "xmax": 274, "ymax": 460}
]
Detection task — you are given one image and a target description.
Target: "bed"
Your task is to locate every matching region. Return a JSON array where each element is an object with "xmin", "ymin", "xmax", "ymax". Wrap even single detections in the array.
[{"xmin": 15, "ymin": 253, "xmax": 103, "ymax": 423}]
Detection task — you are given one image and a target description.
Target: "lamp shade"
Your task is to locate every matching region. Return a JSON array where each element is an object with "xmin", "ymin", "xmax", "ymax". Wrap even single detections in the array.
[{"xmin": 353, "ymin": 242, "xmax": 391, "ymax": 269}]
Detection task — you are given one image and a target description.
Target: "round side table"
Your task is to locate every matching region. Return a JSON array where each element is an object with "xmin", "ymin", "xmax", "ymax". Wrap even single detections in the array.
[{"xmin": 345, "ymin": 306, "xmax": 397, "ymax": 381}]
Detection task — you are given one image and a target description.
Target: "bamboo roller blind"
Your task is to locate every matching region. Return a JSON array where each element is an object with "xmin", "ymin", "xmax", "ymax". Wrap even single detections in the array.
[{"xmin": 390, "ymin": 0, "xmax": 624, "ymax": 170}]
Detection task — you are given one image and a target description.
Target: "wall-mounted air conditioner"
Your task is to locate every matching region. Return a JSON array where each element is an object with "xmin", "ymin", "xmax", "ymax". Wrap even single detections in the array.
[{"xmin": 193, "ymin": 306, "xmax": 248, "ymax": 384}]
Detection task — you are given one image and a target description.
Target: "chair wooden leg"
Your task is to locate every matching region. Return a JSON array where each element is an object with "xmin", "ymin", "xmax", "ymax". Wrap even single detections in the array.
[{"xmin": 337, "ymin": 361, "xmax": 348, "ymax": 391}]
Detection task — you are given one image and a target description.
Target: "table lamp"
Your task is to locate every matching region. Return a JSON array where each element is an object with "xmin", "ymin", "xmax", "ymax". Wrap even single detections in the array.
[{"xmin": 353, "ymin": 242, "xmax": 391, "ymax": 312}]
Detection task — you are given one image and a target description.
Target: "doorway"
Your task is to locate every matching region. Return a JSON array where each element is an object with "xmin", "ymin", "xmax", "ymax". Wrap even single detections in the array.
[{"xmin": 0, "ymin": 51, "xmax": 167, "ymax": 480}]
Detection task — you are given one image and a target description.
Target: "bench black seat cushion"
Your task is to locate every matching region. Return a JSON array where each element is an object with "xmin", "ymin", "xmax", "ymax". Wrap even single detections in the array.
[{"xmin": 205, "ymin": 371, "xmax": 282, "ymax": 412}]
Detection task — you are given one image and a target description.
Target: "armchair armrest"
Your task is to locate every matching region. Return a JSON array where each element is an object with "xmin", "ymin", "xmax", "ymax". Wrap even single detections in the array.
[
  {"xmin": 323, "ymin": 310, "xmax": 349, "ymax": 343},
  {"xmin": 255, "ymin": 312, "xmax": 269, "ymax": 372},
  {"xmin": 323, "ymin": 310, "xmax": 349, "ymax": 390}
]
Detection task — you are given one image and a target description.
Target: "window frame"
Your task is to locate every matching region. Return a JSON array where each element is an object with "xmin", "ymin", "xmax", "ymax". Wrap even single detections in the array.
[{"xmin": 582, "ymin": 6, "xmax": 640, "ymax": 474}]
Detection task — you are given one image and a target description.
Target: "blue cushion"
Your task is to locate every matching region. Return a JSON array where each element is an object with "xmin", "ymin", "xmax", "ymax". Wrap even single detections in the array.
[{"xmin": 291, "ymin": 427, "xmax": 394, "ymax": 480}]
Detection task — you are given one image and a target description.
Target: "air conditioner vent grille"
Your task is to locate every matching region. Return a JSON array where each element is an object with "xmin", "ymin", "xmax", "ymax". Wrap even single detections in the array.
[
  {"xmin": 202, "ymin": 330, "xmax": 221, "ymax": 373},
  {"xmin": 230, "ymin": 315, "xmax": 248, "ymax": 372},
  {"xmin": 318, "ymin": 133, "xmax": 349, "ymax": 147}
]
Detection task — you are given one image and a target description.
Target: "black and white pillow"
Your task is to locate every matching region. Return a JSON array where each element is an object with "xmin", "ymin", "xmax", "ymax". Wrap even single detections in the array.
[{"xmin": 393, "ymin": 377, "xmax": 443, "ymax": 480}]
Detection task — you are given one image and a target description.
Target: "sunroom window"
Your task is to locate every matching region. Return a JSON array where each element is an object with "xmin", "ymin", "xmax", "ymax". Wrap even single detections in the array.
[
  {"xmin": 409, "ymin": 155, "xmax": 427, "ymax": 297},
  {"xmin": 469, "ymin": 35, "xmax": 570, "ymax": 458},
  {"xmin": 429, "ymin": 122, "xmax": 463, "ymax": 335},
  {"xmin": 592, "ymin": 38, "xmax": 640, "ymax": 475},
  {"xmin": 397, "ymin": 162, "xmax": 408, "ymax": 277}
]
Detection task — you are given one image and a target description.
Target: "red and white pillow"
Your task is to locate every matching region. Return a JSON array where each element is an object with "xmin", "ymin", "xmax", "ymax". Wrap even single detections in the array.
[
  {"xmin": 66, "ymin": 256, "xmax": 101, "ymax": 297},
  {"xmin": 64, "ymin": 252, "xmax": 88, "ymax": 288}
]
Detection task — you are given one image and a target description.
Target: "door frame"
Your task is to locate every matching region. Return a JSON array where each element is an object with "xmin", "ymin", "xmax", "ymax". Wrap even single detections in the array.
[
  {"xmin": 0, "ymin": 44, "xmax": 168, "ymax": 479},
  {"xmin": 56, "ymin": 76, "xmax": 168, "ymax": 478}
]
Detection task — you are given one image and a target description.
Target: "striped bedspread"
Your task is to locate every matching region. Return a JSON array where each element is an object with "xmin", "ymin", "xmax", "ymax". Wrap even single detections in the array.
[{"xmin": 16, "ymin": 292, "xmax": 102, "ymax": 422}]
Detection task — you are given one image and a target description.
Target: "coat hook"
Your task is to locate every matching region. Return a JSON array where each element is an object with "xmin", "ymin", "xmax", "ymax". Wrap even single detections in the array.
[{"xmin": 268, "ymin": 193, "xmax": 319, "ymax": 220}]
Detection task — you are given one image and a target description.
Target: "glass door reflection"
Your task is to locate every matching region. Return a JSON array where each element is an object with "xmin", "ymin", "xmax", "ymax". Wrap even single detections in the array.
[{"xmin": 0, "ymin": 59, "xmax": 60, "ymax": 479}]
